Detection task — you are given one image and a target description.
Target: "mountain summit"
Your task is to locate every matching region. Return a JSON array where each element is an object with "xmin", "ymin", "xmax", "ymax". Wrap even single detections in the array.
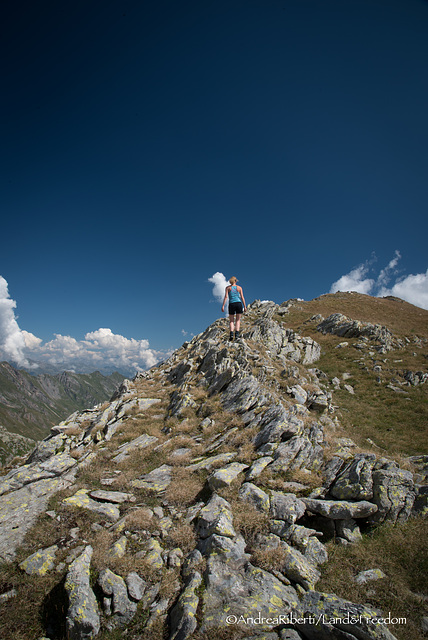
[{"xmin": 0, "ymin": 294, "xmax": 426, "ymax": 640}]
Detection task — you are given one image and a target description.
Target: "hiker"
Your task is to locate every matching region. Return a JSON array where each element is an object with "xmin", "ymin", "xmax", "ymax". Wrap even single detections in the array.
[{"xmin": 221, "ymin": 276, "xmax": 247, "ymax": 341}]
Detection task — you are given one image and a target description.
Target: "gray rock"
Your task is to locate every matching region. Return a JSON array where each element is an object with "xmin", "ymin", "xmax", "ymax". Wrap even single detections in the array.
[
  {"xmin": 253, "ymin": 405, "xmax": 304, "ymax": 448},
  {"xmin": 245, "ymin": 456, "xmax": 273, "ymax": 480},
  {"xmin": 169, "ymin": 571, "xmax": 202, "ymax": 640},
  {"xmin": 412, "ymin": 484, "xmax": 428, "ymax": 516},
  {"xmin": 0, "ymin": 453, "xmax": 77, "ymax": 496},
  {"xmin": 221, "ymin": 374, "xmax": 269, "ymax": 414},
  {"xmin": 368, "ymin": 464, "xmax": 415, "ymax": 524},
  {"xmin": 126, "ymin": 572, "xmax": 147, "ymax": 601},
  {"xmin": 0, "ymin": 474, "xmax": 75, "ymax": 562},
  {"xmin": 302, "ymin": 497, "xmax": 378, "ymax": 519},
  {"xmin": 182, "ymin": 549, "xmax": 203, "ymax": 578},
  {"xmin": 168, "ymin": 390, "xmax": 197, "ymax": 417},
  {"xmin": 288, "ymin": 385, "xmax": 308, "ymax": 404},
  {"xmin": 200, "ymin": 545, "xmax": 299, "ymax": 632},
  {"xmin": 208, "ymin": 462, "xmax": 248, "ymax": 490},
  {"xmin": 63, "ymin": 489, "xmax": 121, "ymax": 521},
  {"xmin": 197, "ymin": 494, "xmax": 236, "ymax": 539},
  {"xmin": 239, "ymin": 482, "xmax": 270, "ymax": 512},
  {"xmin": 98, "ymin": 568, "xmax": 137, "ymax": 626},
  {"xmin": 279, "ymin": 631, "xmax": 304, "ymax": 640},
  {"xmin": 270, "ymin": 492, "xmax": 306, "ymax": 524},
  {"xmin": 304, "ymin": 537, "xmax": 329, "ymax": 566},
  {"xmin": 186, "ymin": 452, "xmax": 236, "ymax": 471},
  {"xmin": 329, "ymin": 453, "xmax": 376, "ymax": 501},
  {"xmin": 317, "ymin": 314, "xmax": 399, "ymax": 353},
  {"xmin": 335, "ymin": 518, "xmax": 362, "ymax": 544},
  {"xmin": 26, "ymin": 433, "xmax": 67, "ymax": 463},
  {"xmin": 89, "ymin": 489, "xmax": 135, "ymax": 503},
  {"xmin": 112, "ymin": 433, "xmax": 158, "ymax": 462},
  {"xmin": 19, "ymin": 544, "xmax": 58, "ymax": 576},
  {"xmin": 294, "ymin": 590, "xmax": 398, "ymax": 639},
  {"xmin": 278, "ymin": 540, "xmax": 321, "ymax": 589},
  {"xmin": 354, "ymin": 568, "xmax": 386, "ymax": 584},
  {"xmin": 144, "ymin": 538, "xmax": 165, "ymax": 569},
  {"xmin": 131, "ymin": 464, "xmax": 173, "ymax": 492},
  {"xmin": 269, "ymin": 435, "xmax": 318, "ymax": 473},
  {"xmin": 65, "ymin": 546, "xmax": 100, "ymax": 639}
]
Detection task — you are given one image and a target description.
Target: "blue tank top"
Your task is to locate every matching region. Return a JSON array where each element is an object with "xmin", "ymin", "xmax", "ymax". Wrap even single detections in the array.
[{"xmin": 228, "ymin": 285, "xmax": 241, "ymax": 303}]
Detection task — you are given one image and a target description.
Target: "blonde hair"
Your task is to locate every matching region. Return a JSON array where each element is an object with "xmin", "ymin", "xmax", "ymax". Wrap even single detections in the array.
[{"xmin": 229, "ymin": 276, "xmax": 238, "ymax": 284}]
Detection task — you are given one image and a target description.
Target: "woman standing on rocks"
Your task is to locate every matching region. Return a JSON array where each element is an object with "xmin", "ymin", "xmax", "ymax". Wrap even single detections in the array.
[{"xmin": 221, "ymin": 276, "xmax": 247, "ymax": 341}]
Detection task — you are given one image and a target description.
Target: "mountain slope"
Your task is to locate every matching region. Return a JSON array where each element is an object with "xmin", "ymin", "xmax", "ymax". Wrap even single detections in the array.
[
  {"xmin": 0, "ymin": 363, "xmax": 124, "ymax": 462},
  {"xmin": 0, "ymin": 294, "xmax": 426, "ymax": 640}
]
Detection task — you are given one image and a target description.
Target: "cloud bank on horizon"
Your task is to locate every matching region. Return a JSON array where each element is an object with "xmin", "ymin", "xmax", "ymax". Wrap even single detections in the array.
[
  {"xmin": 0, "ymin": 276, "xmax": 169, "ymax": 374},
  {"xmin": 330, "ymin": 251, "xmax": 428, "ymax": 310}
]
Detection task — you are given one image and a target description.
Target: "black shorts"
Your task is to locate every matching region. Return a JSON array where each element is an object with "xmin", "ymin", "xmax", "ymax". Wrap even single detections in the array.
[{"xmin": 228, "ymin": 302, "xmax": 243, "ymax": 315}]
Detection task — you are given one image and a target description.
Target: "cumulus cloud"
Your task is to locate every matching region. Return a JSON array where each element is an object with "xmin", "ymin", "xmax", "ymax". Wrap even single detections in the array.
[
  {"xmin": 0, "ymin": 275, "xmax": 169, "ymax": 374},
  {"xmin": 208, "ymin": 272, "xmax": 229, "ymax": 304},
  {"xmin": 34, "ymin": 329, "xmax": 166, "ymax": 373},
  {"xmin": 378, "ymin": 270, "xmax": 428, "ymax": 310},
  {"xmin": 0, "ymin": 276, "xmax": 33, "ymax": 367},
  {"xmin": 329, "ymin": 253, "xmax": 428, "ymax": 310},
  {"xmin": 330, "ymin": 262, "xmax": 375, "ymax": 295}
]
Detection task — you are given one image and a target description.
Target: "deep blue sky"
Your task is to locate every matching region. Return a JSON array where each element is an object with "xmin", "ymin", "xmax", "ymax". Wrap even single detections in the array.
[{"xmin": 1, "ymin": 0, "xmax": 428, "ymax": 371}]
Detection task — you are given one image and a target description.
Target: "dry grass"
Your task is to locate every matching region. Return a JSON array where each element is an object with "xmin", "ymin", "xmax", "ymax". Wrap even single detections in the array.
[
  {"xmin": 281, "ymin": 292, "xmax": 428, "ymax": 339},
  {"xmin": 231, "ymin": 500, "xmax": 270, "ymax": 548},
  {"xmin": 317, "ymin": 516, "xmax": 428, "ymax": 640},
  {"xmin": 251, "ymin": 545, "xmax": 288, "ymax": 573},
  {"xmin": 194, "ymin": 625, "xmax": 250, "ymax": 640},
  {"xmin": 164, "ymin": 467, "xmax": 205, "ymax": 507},
  {"xmin": 121, "ymin": 507, "xmax": 155, "ymax": 532},
  {"xmin": 165, "ymin": 522, "xmax": 197, "ymax": 556}
]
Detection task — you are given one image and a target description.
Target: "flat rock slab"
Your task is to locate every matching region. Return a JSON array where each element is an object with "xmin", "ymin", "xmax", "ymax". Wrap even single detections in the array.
[
  {"xmin": 302, "ymin": 497, "xmax": 378, "ymax": 519},
  {"xmin": 186, "ymin": 452, "xmax": 236, "ymax": 471},
  {"xmin": 89, "ymin": 490, "xmax": 136, "ymax": 504},
  {"xmin": 294, "ymin": 590, "xmax": 397, "ymax": 640},
  {"xmin": 208, "ymin": 462, "xmax": 249, "ymax": 490},
  {"xmin": 0, "ymin": 474, "xmax": 75, "ymax": 563},
  {"xmin": 19, "ymin": 544, "xmax": 58, "ymax": 576},
  {"xmin": 112, "ymin": 433, "xmax": 159, "ymax": 463},
  {"xmin": 131, "ymin": 464, "xmax": 173, "ymax": 492},
  {"xmin": 0, "ymin": 453, "xmax": 77, "ymax": 497},
  {"xmin": 63, "ymin": 489, "xmax": 121, "ymax": 521}
]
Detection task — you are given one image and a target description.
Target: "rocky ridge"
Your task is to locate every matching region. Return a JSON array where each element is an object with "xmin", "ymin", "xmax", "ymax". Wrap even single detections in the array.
[{"xmin": 0, "ymin": 300, "xmax": 426, "ymax": 639}]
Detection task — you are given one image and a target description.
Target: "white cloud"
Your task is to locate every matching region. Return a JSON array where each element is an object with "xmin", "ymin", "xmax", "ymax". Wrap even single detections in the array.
[
  {"xmin": 0, "ymin": 276, "xmax": 33, "ymax": 367},
  {"xmin": 208, "ymin": 272, "xmax": 229, "ymax": 304},
  {"xmin": 330, "ymin": 263, "xmax": 375, "ymax": 295},
  {"xmin": 377, "ymin": 250, "xmax": 401, "ymax": 287},
  {"xmin": 22, "ymin": 330, "xmax": 43, "ymax": 349},
  {"xmin": 378, "ymin": 269, "xmax": 428, "ymax": 310},
  {"xmin": 0, "ymin": 275, "xmax": 169, "ymax": 374},
  {"xmin": 36, "ymin": 328, "xmax": 165, "ymax": 373},
  {"xmin": 329, "ymin": 253, "xmax": 428, "ymax": 310}
]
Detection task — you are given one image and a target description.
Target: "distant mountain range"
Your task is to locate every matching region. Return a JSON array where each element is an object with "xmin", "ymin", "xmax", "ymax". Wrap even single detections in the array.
[{"xmin": 0, "ymin": 362, "xmax": 124, "ymax": 464}]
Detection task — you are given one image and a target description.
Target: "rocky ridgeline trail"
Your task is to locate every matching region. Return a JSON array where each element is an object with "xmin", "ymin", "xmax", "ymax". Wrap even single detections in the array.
[{"xmin": 0, "ymin": 301, "xmax": 426, "ymax": 640}]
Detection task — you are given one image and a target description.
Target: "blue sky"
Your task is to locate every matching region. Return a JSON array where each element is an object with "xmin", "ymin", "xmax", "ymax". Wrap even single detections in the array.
[{"xmin": 1, "ymin": 0, "xmax": 427, "ymax": 374}]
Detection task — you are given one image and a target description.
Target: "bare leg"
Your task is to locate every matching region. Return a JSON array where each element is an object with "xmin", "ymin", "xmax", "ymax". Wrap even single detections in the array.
[
  {"xmin": 235, "ymin": 314, "xmax": 242, "ymax": 332},
  {"xmin": 229, "ymin": 315, "xmax": 235, "ymax": 332}
]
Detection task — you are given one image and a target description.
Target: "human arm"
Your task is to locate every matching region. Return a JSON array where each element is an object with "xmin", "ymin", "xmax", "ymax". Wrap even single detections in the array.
[
  {"xmin": 238, "ymin": 286, "xmax": 247, "ymax": 311},
  {"xmin": 221, "ymin": 287, "xmax": 230, "ymax": 312}
]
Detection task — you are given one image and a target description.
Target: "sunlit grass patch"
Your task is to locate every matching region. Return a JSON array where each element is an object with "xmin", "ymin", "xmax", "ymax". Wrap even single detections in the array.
[{"xmin": 317, "ymin": 517, "xmax": 428, "ymax": 640}]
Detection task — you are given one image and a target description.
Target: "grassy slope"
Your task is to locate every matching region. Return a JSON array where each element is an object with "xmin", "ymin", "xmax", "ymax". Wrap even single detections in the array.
[{"xmin": 278, "ymin": 293, "xmax": 428, "ymax": 457}]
